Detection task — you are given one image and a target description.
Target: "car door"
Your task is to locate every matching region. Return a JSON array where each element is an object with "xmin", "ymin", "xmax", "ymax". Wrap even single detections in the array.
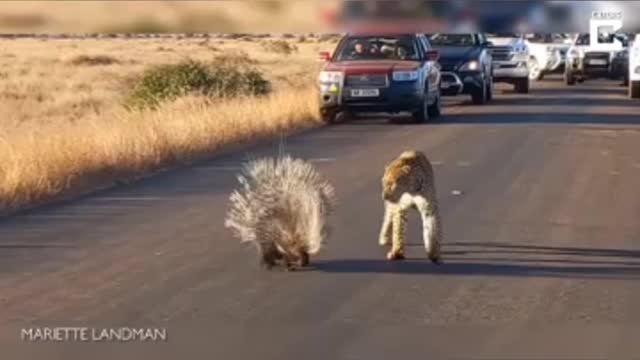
[
  {"xmin": 477, "ymin": 33, "xmax": 493, "ymax": 76},
  {"xmin": 417, "ymin": 34, "xmax": 441, "ymax": 100}
]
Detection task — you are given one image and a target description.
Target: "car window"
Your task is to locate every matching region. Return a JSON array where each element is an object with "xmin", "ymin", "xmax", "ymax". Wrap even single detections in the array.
[
  {"xmin": 526, "ymin": 33, "xmax": 567, "ymax": 44},
  {"xmin": 429, "ymin": 33, "xmax": 477, "ymax": 46},
  {"xmin": 418, "ymin": 34, "xmax": 431, "ymax": 52},
  {"xmin": 335, "ymin": 35, "xmax": 419, "ymax": 61},
  {"xmin": 575, "ymin": 33, "xmax": 627, "ymax": 46}
]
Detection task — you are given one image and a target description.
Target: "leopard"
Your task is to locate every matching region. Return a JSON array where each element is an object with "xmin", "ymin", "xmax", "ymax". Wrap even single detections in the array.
[{"xmin": 379, "ymin": 150, "xmax": 442, "ymax": 263}]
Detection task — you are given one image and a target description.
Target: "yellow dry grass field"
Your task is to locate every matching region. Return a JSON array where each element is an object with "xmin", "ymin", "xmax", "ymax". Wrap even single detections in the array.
[
  {"xmin": 0, "ymin": 1, "xmax": 328, "ymax": 33},
  {"xmin": 0, "ymin": 36, "xmax": 339, "ymax": 214}
]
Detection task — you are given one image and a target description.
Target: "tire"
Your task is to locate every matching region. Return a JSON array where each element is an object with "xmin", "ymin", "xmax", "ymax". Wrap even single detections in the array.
[
  {"xmin": 471, "ymin": 82, "xmax": 488, "ymax": 104},
  {"xmin": 320, "ymin": 109, "xmax": 338, "ymax": 124},
  {"xmin": 411, "ymin": 94, "xmax": 430, "ymax": 124},
  {"xmin": 565, "ymin": 70, "xmax": 576, "ymax": 85},
  {"xmin": 514, "ymin": 77, "xmax": 529, "ymax": 94},
  {"xmin": 630, "ymin": 81, "xmax": 640, "ymax": 99},
  {"xmin": 528, "ymin": 57, "xmax": 543, "ymax": 81},
  {"xmin": 486, "ymin": 76, "xmax": 493, "ymax": 102},
  {"xmin": 427, "ymin": 91, "xmax": 441, "ymax": 118}
]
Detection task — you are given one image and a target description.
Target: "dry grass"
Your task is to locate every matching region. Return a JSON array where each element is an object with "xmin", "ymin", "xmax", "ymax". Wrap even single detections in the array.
[
  {"xmin": 0, "ymin": 1, "xmax": 329, "ymax": 33},
  {"xmin": 0, "ymin": 36, "xmax": 334, "ymax": 214},
  {"xmin": 69, "ymin": 54, "xmax": 120, "ymax": 66}
]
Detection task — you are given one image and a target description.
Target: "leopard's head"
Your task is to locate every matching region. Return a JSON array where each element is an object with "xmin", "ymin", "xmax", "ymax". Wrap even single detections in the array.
[{"xmin": 382, "ymin": 163, "xmax": 411, "ymax": 202}]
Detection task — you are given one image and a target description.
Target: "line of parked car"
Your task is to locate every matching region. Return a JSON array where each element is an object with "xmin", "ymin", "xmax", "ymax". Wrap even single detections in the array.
[{"xmin": 317, "ymin": 31, "xmax": 640, "ymax": 124}]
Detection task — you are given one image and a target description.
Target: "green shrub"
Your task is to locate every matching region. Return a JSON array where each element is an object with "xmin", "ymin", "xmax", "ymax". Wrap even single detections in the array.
[{"xmin": 126, "ymin": 59, "xmax": 270, "ymax": 110}]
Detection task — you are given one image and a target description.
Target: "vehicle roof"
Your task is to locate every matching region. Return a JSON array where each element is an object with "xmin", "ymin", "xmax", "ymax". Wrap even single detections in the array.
[{"xmin": 345, "ymin": 32, "xmax": 420, "ymax": 37}]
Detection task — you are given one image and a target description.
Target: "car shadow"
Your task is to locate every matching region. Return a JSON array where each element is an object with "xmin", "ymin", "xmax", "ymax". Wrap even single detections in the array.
[
  {"xmin": 314, "ymin": 241, "xmax": 640, "ymax": 280},
  {"xmin": 432, "ymin": 112, "xmax": 640, "ymax": 125},
  {"xmin": 487, "ymin": 95, "xmax": 639, "ymax": 108}
]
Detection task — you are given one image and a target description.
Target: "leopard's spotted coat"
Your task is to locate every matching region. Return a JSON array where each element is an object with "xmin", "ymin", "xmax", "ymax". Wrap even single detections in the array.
[{"xmin": 379, "ymin": 150, "xmax": 442, "ymax": 263}]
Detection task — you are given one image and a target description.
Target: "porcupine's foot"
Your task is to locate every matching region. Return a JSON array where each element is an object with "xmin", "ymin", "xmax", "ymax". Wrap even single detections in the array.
[
  {"xmin": 387, "ymin": 250, "xmax": 405, "ymax": 261},
  {"xmin": 283, "ymin": 256, "xmax": 298, "ymax": 271},
  {"xmin": 260, "ymin": 256, "xmax": 277, "ymax": 270}
]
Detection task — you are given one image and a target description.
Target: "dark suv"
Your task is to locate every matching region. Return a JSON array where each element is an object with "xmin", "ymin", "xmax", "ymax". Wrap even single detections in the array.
[
  {"xmin": 318, "ymin": 32, "xmax": 442, "ymax": 124},
  {"xmin": 428, "ymin": 33, "xmax": 494, "ymax": 104}
]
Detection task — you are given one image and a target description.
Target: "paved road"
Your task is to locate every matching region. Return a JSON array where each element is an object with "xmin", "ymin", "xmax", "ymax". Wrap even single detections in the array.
[{"xmin": 2, "ymin": 77, "xmax": 640, "ymax": 359}]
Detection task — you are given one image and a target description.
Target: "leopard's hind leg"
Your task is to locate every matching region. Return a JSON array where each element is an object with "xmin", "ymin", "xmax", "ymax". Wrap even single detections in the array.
[{"xmin": 415, "ymin": 197, "xmax": 442, "ymax": 264}]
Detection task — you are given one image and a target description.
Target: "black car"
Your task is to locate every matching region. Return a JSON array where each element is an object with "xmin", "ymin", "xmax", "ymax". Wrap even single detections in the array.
[{"xmin": 428, "ymin": 33, "xmax": 494, "ymax": 104}]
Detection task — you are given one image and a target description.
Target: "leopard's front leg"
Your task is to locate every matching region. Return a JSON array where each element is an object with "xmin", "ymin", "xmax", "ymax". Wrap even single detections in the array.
[
  {"xmin": 387, "ymin": 208, "xmax": 407, "ymax": 261},
  {"xmin": 379, "ymin": 201, "xmax": 394, "ymax": 247}
]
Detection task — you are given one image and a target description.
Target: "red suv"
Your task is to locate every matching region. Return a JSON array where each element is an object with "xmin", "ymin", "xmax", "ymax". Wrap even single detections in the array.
[{"xmin": 318, "ymin": 32, "xmax": 442, "ymax": 124}]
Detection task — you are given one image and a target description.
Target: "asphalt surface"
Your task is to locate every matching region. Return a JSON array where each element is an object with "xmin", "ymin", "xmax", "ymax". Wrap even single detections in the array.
[{"xmin": 2, "ymin": 77, "xmax": 640, "ymax": 359}]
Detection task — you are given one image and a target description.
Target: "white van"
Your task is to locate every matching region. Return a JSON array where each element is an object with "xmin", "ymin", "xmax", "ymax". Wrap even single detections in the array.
[{"xmin": 630, "ymin": 34, "xmax": 640, "ymax": 98}]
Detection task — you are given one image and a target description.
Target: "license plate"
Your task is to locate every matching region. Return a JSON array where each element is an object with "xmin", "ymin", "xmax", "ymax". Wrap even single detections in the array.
[
  {"xmin": 588, "ymin": 59, "xmax": 607, "ymax": 65},
  {"xmin": 350, "ymin": 89, "xmax": 379, "ymax": 97},
  {"xmin": 441, "ymin": 82, "xmax": 451, "ymax": 89}
]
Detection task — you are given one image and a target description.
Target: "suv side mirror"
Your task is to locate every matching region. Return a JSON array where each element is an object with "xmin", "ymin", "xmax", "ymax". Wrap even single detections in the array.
[
  {"xmin": 319, "ymin": 51, "xmax": 331, "ymax": 62},
  {"xmin": 425, "ymin": 49, "xmax": 439, "ymax": 61}
]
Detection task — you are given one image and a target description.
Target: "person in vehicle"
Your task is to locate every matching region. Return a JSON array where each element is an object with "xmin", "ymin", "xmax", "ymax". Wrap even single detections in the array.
[
  {"xmin": 348, "ymin": 41, "xmax": 367, "ymax": 59},
  {"xmin": 397, "ymin": 45, "xmax": 408, "ymax": 60}
]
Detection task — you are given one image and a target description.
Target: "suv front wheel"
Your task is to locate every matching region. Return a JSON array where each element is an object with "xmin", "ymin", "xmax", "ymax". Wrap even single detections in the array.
[
  {"xmin": 320, "ymin": 109, "xmax": 338, "ymax": 124},
  {"xmin": 565, "ymin": 69, "xmax": 576, "ymax": 85},
  {"xmin": 514, "ymin": 77, "xmax": 530, "ymax": 93},
  {"xmin": 427, "ymin": 91, "xmax": 442, "ymax": 118},
  {"xmin": 630, "ymin": 81, "xmax": 640, "ymax": 99},
  {"xmin": 412, "ymin": 94, "xmax": 431, "ymax": 123},
  {"xmin": 471, "ymin": 81, "xmax": 488, "ymax": 104}
]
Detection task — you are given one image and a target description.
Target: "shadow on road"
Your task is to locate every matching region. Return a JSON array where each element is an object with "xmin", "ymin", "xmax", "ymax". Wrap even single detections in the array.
[
  {"xmin": 315, "ymin": 241, "xmax": 640, "ymax": 279},
  {"xmin": 532, "ymin": 86, "xmax": 628, "ymax": 96},
  {"xmin": 447, "ymin": 241, "xmax": 640, "ymax": 258},
  {"xmin": 486, "ymin": 96, "xmax": 639, "ymax": 108},
  {"xmin": 435, "ymin": 112, "xmax": 640, "ymax": 125}
]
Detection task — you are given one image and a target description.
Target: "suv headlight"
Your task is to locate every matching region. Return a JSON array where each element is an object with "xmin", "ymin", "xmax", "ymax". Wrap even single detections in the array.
[
  {"xmin": 459, "ymin": 60, "xmax": 480, "ymax": 72},
  {"xmin": 615, "ymin": 49, "xmax": 628, "ymax": 59},
  {"xmin": 319, "ymin": 71, "xmax": 343, "ymax": 83},
  {"xmin": 392, "ymin": 71, "xmax": 419, "ymax": 81},
  {"xmin": 515, "ymin": 46, "xmax": 528, "ymax": 53}
]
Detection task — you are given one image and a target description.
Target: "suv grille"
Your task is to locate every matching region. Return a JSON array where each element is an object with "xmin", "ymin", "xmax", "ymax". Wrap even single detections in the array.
[
  {"xmin": 584, "ymin": 51, "xmax": 610, "ymax": 68},
  {"xmin": 490, "ymin": 46, "xmax": 513, "ymax": 61},
  {"xmin": 345, "ymin": 74, "xmax": 388, "ymax": 87},
  {"xmin": 438, "ymin": 61, "xmax": 457, "ymax": 71},
  {"xmin": 584, "ymin": 52, "xmax": 609, "ymax": 60}
]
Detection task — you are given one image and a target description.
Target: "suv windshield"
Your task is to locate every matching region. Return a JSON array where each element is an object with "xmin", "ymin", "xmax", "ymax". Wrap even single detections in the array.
[
  {"xmin": 525, "ymin": 33, "xmax": 568, "ymax": 44},
  {"xmin": 429, "ymin": 33, "xmax": 477, "ymax": 46},
  {"xmin": 576, "ymin": 33, "xmax": 628, "ymax": 46},
  {"xmin": 335, "ymin": 35, "xmax": 420, "ymax": 61},
  {"xmin": 487, "ymin": 33, "xmax": 521, "ymax": 39}
]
